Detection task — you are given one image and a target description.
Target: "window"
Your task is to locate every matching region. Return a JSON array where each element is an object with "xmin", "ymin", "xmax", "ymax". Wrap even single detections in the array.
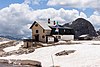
[
  {"xmin": 35, "ymin": 24, "xmax": 38, "ymax": 27},
  {"xmin": 56, "ymin": 36, "xmax": 61, "ymax": 39},
  {"xmin": 43, "ymin": 29, "xmax": 45, "ymax": 33},
  {"xmin": 36, "ymin": 30, "xmax": 38, "ymax": 33},
  {"xmin": 42, "ymin": 35, "xmax": 45, "ymax": 38},
  {"xmin": 58, "ymin": 36, "xmax": 61, "ymax": 39}
]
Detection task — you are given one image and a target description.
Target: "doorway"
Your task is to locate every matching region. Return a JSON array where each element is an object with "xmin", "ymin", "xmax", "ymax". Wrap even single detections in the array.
[{"xmin": 35, "ymin": 35, "xmax": 39, "ymax": 41}]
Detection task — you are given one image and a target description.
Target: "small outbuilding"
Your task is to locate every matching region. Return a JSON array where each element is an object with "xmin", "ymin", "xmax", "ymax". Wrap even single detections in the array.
[{"xmin": 23, "ymin": 39, "xmax": 34, "ymax": 48}]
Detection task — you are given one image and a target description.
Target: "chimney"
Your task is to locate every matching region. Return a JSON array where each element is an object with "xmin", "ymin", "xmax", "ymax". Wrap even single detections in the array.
[
  {"xmin": 48, "ymin": 18, "xmax": 50, "ymax": 24},
  {"xmin": 53, "ymin": 21, "xmax": 55, "ymax": 25}
]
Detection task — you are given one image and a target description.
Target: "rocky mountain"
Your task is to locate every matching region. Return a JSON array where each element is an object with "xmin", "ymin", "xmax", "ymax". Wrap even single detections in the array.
[
  {"xmin": 0, "ymin": 35, "xmax": 21, "ymax": 40},
  {"xmin": 63, "ymin": 18, "xmax": 97, "ymax": 39},
  {"xmin": 0, "ymin": 37, "xmax": 10, "ymax": 42}
]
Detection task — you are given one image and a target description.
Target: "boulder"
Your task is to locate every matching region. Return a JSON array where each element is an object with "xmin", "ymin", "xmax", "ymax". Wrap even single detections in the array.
[{"xmin": 55, "ymin": 50, "xmax": 76, "ymax": 56}]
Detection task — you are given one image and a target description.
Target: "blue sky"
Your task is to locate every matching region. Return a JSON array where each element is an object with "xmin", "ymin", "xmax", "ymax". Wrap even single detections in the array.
[
  {"xmin": 0, "ymin": 0, "xmax": 99, "ymax": 37},
  {"xmin": 0, "ymin": 0, "xmax": 24, "ymax": 8}
]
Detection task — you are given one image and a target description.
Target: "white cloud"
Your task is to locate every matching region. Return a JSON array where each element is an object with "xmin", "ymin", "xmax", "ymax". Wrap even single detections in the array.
[
  {"xmin": 88, "ymin": 14, "xmax": 100, "ymax": 30},
  {"xmin": 0, "ymin": 3, "xmax": 100, "ymax": 38},
  {"xmin": 0, "ymin": 3, "xmax": 32, "ymax": 37},
  {"xmin": 0, "ymin": 4, "xmax": 80, "ymax": 37},
  {"xmin": 47, "ymin": 0, "xmax": 100, "ymax": 8},
  {"xmin": 24, "ymin": 0, "xmax": 40, "ymax": 5},
  {"xmin": 78, "ymin": 12, "xmax": 87, "ymax": 19},
  {"xmin": 24, "ymin": 0, "xmax": 30, "ymax": 4},
  {"xmin": 33, "ymin": 8, "xmax": 79, "ymax": 23},
  {"xmin": 94, "ymin": 9, "xmax": 100, "ymax": 16}
]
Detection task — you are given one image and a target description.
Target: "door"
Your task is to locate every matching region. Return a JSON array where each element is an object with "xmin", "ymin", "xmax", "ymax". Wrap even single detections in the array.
[{"xmin": 35, "ymin": 35, "xmax": 39, "ymax": 41}]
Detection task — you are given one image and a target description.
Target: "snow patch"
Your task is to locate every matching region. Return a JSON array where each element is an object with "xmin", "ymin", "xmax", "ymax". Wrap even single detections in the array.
[
  {"xmin": 0, "ymin": 41, "xmax": 11, "ymax": 44},
  {"xmin": 3, "ymin": 41, "xmax": 23, "ymax": 52}
]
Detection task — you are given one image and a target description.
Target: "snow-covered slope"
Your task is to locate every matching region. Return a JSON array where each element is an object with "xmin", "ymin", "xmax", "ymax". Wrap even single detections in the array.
[
  {"xmin": 0, "ymin": 41, "xmax": 11, "ymax": 44},
  {"xmin": 3, "ymin": 41, "xmax": 23, "ymax": 52},
  {"xmin": 0, "ymin": 41, "xmax": 100, "ymax": 67}
]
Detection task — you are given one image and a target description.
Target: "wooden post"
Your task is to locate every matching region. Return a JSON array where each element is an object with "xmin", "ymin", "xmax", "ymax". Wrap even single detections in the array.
[{"xmin": 51, "ymin": 55, "xmax": 54, "ymax": 67}]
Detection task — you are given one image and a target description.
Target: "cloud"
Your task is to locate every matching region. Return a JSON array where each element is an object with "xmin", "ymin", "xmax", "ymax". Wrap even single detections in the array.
[
  {"xmin": 0, "ymin": 3, "xmax": 32, "ymax": 37},
  {"xmin": 33, "ymin": 8, "xmax": 79, "ymax": 23},
  {"xmin": 0, "ymin": 4, "xmax": 80, "ymax": 37},
  {"xmin": 36, "ymin": 8, "xmax": 100, "ymax": 31},
  {"xmin": 47, "ymin": 0, "xmax": 100, "ymax": 31},
  {"xmin": 0, "ymin": 2, "xmax": 100, "ymax": 38},
  {"xmin": 47, "ymin": 0, "xmax": 100, "ymax": 9},
  {"xmin": 79, "ymin": 12, "xmax": 87, "ymax": 19},
  {"xmin": 88, "ymin": 14, "xmax": 100, "ymax": 30},
  {"xmin": 24, "ymin": 0, "xmax": 40, "ymax": 5}
]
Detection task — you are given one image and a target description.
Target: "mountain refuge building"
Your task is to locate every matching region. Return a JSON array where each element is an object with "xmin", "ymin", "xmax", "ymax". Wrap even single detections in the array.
[{"xmin": 30, "ymin": 19, "xmax": 75, "ymax": 43}]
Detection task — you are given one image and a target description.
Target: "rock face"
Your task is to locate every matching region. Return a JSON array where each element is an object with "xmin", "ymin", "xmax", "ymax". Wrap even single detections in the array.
[
  {"xmin": 55, "ymin": 50, "xmax": 76, "ymax": 56},
  {"xmin": 63, "ymin": 18, "xmax": 97, "ymax": 39},
  {"xmin": 97, "ymin": 29, "xmax": 100, "ymax": 35},
  {"xmin": 93, "ymin": 36, "xmax": 100, "ymax": 41},
  {"xmin": 1, "ymin": 47, "xmax": 35, "ymax": 57},
  {"xmin": 0, "ymin": 59, "xmax": 42, "ymax": 67}
]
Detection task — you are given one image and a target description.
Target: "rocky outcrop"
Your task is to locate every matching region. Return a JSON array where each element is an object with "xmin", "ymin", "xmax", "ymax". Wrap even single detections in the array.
[
  {"xmin": 55, "ymin": 50, "xmax": 76, "ymax": 56},
  {"xmin": 0, "ymin": 59, "xmax": 42, "ymax": 67},
  {"xmin": 0, "ymin": 41, "xmax": 17, "ymax": 48},
  {"xmin": 93, "ymin": 35, "xmax": 100, "ymax": 41},
  {"xmin": 63, "ymin": 18, "xmax": 97, "ymax": 39},
  {"xmin": 1, "ymin": 47, "xmax": 35, "ymax": 57},
  {"xmin": 97, "ymin": 29, "xmax": 100, "ymax": 35}
]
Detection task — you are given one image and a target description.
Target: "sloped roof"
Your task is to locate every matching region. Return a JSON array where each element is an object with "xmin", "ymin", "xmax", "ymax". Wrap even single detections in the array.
[
  {"xmin": 30, "ymin": 21, "xmax": 51, "ymax": 30},
  {"xmin": 49, "ymin": 25, "xmax": 72, "ymax": 29}
]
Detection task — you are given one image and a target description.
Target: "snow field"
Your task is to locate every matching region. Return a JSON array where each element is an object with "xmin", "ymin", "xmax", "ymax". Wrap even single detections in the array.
[{"xmin": 0, "ymin": 41, "xmax": 100, "ymax": 67}]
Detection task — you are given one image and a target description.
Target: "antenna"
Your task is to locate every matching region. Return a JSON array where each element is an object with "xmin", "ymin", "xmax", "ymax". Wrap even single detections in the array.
[{"xmin": 79, "ymin": 10, "xmax": 80, "ymax": 16}]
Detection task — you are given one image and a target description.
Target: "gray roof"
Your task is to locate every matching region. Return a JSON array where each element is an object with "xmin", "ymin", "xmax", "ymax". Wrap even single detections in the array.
[
  {"xmin": 50, "ymin": 25, "xmax": 73, "ymax": 29},
  {"xmin": 30, "ymin": 21, "xmax": 51, "ymax": 30}
]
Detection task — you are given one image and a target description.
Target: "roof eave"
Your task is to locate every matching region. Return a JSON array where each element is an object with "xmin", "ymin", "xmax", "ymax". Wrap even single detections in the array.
[{"xmin": 30, "ymin": 21, "xmax": 37, "ymax": 29}]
